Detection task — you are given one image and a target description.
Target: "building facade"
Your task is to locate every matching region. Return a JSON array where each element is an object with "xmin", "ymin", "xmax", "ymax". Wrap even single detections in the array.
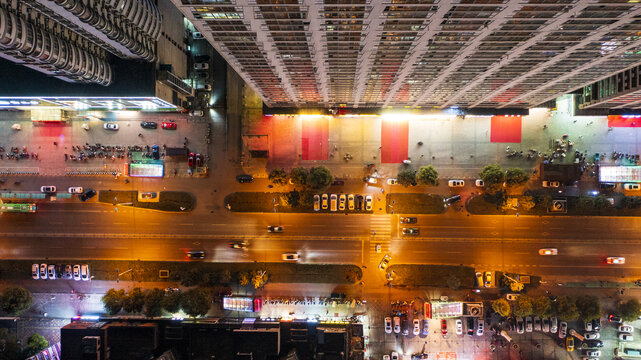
[
  {"xmin": 171, "ymin": 0, "xmax": 641, "ymax": 109},
  {"xmin": 0, "ymin": 0, "xmax": 162, "ymax": 85}
]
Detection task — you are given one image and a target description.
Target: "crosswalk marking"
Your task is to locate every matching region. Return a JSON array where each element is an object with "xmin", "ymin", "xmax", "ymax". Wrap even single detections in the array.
[{"xmin": 369, "ymin": 215, "xmax": 392, "ymax": 256}]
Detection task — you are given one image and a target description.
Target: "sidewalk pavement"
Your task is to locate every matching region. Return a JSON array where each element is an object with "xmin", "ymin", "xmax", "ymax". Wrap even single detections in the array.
[{"xmin": 241, "ymin": 107, "xmax": 641, "ymax": 184}]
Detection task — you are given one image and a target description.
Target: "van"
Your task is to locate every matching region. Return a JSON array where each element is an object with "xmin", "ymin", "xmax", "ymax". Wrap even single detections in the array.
[
  {"xmin": 476, "ymin": 319, "xmax": 484, "ymax": 336},
  {"xmin": 330, "ymin": 194, "xmax": 337, "ymax": 211},
  {"xmin": 194, "ymin": 63, "xmax": 209, "ymax": 70},
  {"xmin": 624, "ymin": 183, "xmax": 640, "ymax": 190}
]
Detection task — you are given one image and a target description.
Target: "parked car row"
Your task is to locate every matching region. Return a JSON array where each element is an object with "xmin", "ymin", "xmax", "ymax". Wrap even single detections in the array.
[
  {"xmin": 314, "ymin": 194, "xmax": 373, "ymax": 212},
  {"xmin": 453, "ymin": 317, "xmax": 485, "ymax": 336},
  {"xmin": 188, "ymin": 152, "xmax": 204, "ymax": 168},
  {"xmin": 32, "ymin": 263, "xmax": 89, "ymax": 281},
  {"xmin": 609, "ymin": 314, "xmax": 635, "ymax": 342},
  {"xmin": 384, "ymin": 315, "xmax": 430, "ymax": 337},
  {"xmin": 40, "ymin": 186, "xmax": 96, "ymax": 201},
  {"xmin": 475, "ymin": 271, "xmax": 493, "ymax": 287},
  {"xmin": 512, "ymin": 316, "xmax": 562, "ymax": 335}
]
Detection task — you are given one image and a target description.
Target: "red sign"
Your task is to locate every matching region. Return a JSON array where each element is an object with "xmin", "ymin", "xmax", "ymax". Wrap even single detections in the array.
[{"xmin": 424, "ymin": 302, "xmax": 431, "ymax": 319}]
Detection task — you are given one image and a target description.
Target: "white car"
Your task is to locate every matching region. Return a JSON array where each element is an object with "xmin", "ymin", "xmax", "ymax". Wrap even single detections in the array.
[
  {"xmin": 348, "ymin": 194, "xmax": 355, "ymax": 210},
  {"xmin": 384, "ymin": 317, "xmax": 393, "ymax": 334},
  {"xmin": 81, "ymin": 264, "xmax": 90, "ymax": 281},
  {"xmin": 103, "ymin": 122, "xmax": 119, "ymax": 130},
  {"xmin": 383, "ymin": 356, "xmax": 390, "ymax": 360},
  {"xmin": 68, "ymin": 187, "xmax": 83, "ymax": 194},
  {"xmin": 525, "ymin": 316, "xmax": 533, "ymax": 332},
  {"xmin": 387, "ymin": 178, "xmax": 398, "ymax": 185},
  {"xmin": 506, "ymin": 294, "xmax": 518, "ymax": 301},
  {"xmin": 619, "ymin": 324, "xmax": 634, "ymax": 333},
  {"xmin": 194, "ymin": 62, "xmax": 209, "ymax": 70},
  {"xmin": 365, "ymin": 195, "xmax": 373, "ymax": 211},
  {"xmin": 585, "ymin": 321, "xmax": 593, "ymax": 332},
  {"xmin": 73, "ymin": 265, "xmax": 81, "ymax": 281},
  {"xmin": 584, "ymin": 350, "xmax": 601, "ymax": 357},
  {"xmin": 619, "ymin": 333, "xmax": 634, "ymax": 341},
  {"xmin": 189, "ymin": 110, "xmax": 204, "ymax": 117},
  {"xmin": 559, "ymin": 321, "xmax": 567, "ymax": 338},
  {"xmin": 40, "ymin": 186, "xmax": 56, "ymax": 193},
  {"xmin": 339, "ymin": 194, "xmax": 346, "ymax": 211},
  {"xmin": 313, "ymin": 195, "xmax": 320, "ymax": 211},
  {"xmin": 550, "ymin": 317, "xmax": 558, "ymax": 333},
  {"xmin": 475, "ymin": 179, "xmax": 484, "ymax": 187},
  {"xmin": 533, "ymin": 316, "xmax": 541, "ymax": 331},
  {"xmin": 476, "ymin": 319, "xmax": 484, "ymax": 336},
  {"xmin": 282, "ymin": 253, "xmax": 300, "ymax": 261},
  {"xmin": 31, "ymin": 264, "xmax": 39, "ymax": 280},
  {"xmin": 516, "ymin": 317, "xmax": 524, "ymax": 334},
  {"xmin": 542, "ymin": 180, "xmax": 560, "ymax": 187},
  {"xmin": 539, "ymin": 248, "xmax": 558, "ymax": 255},
  {"xmin": 607, "ymin": 256, "xmax": 625, "ymax": 264},
  {"xmin": 456, "ymin": 319, "xmax": 463, "ymax": 335},
  {"xmin": 391, "ymin": 352, "xmax": 399, "ymax": 360},
  {"xmin": 448, "ymin": 180, "xmax": 465, "ymax": 187},
  {"xmin": 624, "ymin": 183, "xmax": 641, "ymax": 190},
  {"xmin": 584, "ymin": 332, "xmax": 600, "ymax": 340},
  {"xmin": 542, "ymin": 317, "xmax": 550, "ymax": 332},
  {"xmin": 393, "ymin": 316, "xmax": 401, "ymax": 333},
  {"xmin": 39, "ymin": 264, "xmax": 47, "ymax": 279},
  {"xmin": 413, "ymin": 319, "xmax": 420, "ymax": 336}
]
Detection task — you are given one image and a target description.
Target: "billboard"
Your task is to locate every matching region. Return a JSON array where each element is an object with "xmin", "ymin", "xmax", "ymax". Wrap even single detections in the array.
[
  {"xmin": 599, "ymin": 166, "xmax": 641, "ymax": 183},
  {"xmin": 129, "ymin": 163, "xmax": 164, "ymax": 177},
  {"xmin": 223, "ymin": 297, "xmax": 261, "ymax": 312}
]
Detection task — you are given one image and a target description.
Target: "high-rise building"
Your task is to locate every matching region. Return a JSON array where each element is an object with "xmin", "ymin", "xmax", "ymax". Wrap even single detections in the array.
[
  {"xmin": 172, "ymin": 0, "xmax": 641, "ymax": 109},
  {"xmin": 0, "ymin": 0, "xmax": 162, "ymax": 85}
]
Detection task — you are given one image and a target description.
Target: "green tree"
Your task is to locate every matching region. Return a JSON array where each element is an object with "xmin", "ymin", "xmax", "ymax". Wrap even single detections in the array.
[
  {"xmin": 101, "ymin": 288, "xmax": 125, "ymax": 315},
  {"xmin": 238, "ymin": 272, "xmax": 249, "ymax": 286},
  {"xmin": 123, "ymin": 287, "xmax": 145, "ymax": 313},
  {"xmin": 161, "ymin": 290, "xmax": 182, "ymax": 314},
  {"xmin": 0, "ymin": 287, "xmax": 32, "ymax": 316},
  {"xmin": 618, "ymin": 298, "xmax": 641, "ymax": 322},
  {"xmin": 397, "ymin": 169, "xmax": 416, "ymax": 187},
  {"xmin": 143, "ymin": 288, "xmax": 165, "ymax": 318},
  {"xmin": 505, "ymin": 168, "xmax": 529, "ymax": 186},
  {"xmin": 416, "ymin": 165, "xmax": 439, "ymax": 186},
  {"xmin": 576, "ymin": 295, "xmax": 601, "ymax": 321},
  {"xmin": 532, "ymin": 296, "xmax": 552, "ymax": 317},
  {"xmin": 286, "ymin": 190, "xmax": 301, "ymax": 207},
  {"xmin": 480, "ymin": 164, "xmax": 505, "ymax": 190},
  {"xmin": 25, "ymin": 333, "xmax": 48, "ymax": 356},
  {"xmin": 251, "ymin": 270, "xmax": 269, "ymax": 289},
  {"xmin": 492, "ymin": 299, "xmax": 511, "ymax": 317},
  {"xmin": 512, "ymin": 295, "xmax": 533, "ymax": 317},
  {"xmin": 289, "ymin": 167, "xmax": 308, "ymax": 186},
  {"xmin": 268, "ymin": 168, "xmax": 288, "ymax": 185},
  {"xmin": 307, "ymin": 166, "xmax": 333, "ymax": 191},
  {"xmin": 182, "ymin": 288, "xmax": 211, "ymax": 317},
  {"xmin": 555, "ymin": 296, "xmax": 579, "ymax": 321},
  {"xmin": 446, "ymin": 275, "xmax": 461, "ymax": 290}
]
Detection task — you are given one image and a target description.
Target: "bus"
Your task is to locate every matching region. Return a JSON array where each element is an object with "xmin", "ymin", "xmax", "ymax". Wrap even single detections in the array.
[{"xmin": 0, "ymin": 203, "xmax": 36, "ymax": 213}]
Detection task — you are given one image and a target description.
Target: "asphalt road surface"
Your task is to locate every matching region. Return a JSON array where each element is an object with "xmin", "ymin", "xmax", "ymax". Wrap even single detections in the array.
[{"xmin": 2, "ymin": 200, "xmax": 640, "ymax": 278}]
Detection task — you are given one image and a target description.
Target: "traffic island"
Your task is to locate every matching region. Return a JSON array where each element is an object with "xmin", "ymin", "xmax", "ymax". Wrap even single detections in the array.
[
  {"xmin": 224, "ymin": 191, "xmax": 374, "ymax": 213},
  {"xmin": 98, "ymin": 191, "xmax": 195, "ymax": 212},
  {"xmin": 387, "ymin": 264, "xmax": 475, "ymax": 288},
  {"xmin": 385, "ymin": 193, "xmax": 445, "ymax": 214},
  {"xmin": 0, "ymin": 260, "xmax": 362, "ymax": 286}
]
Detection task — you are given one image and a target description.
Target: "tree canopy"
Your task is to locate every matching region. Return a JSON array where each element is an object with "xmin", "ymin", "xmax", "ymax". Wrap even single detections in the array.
[
  {"xmin": 576, "ymin": 295, "xmax": 602, "ymax": 321},
  {"xmin": 480, "ymin": 164, "xmax": 505, "ymax": 190},
  {"xmin": 492, "ymin": 299, "xmax": 511, "ymax": 317},
  {"xmin": 101, "ymin": 288, "xmax": 125, "ymax": 315},
  {"xmin": 618, "ymin": 298, "xmax": 641, "ymax": 322},
  {"xmin": 181, "ymin": 288, "xmax": 212, "ymax": 317},
  {"xmin": 161, "ymin": 290, "xmax": 182, "ymax": 314},
  {"xmin": 268, "ymin": 168, "xmax": 288, "ymax": 185},
  {"xmin": 512, "ymin": 295, "xmax": 533, "ymax": 317},
  {"xmin": 416, "ymin": 165, "xmax": 439, "ymax": 186},
  {"xmin": 143, "ymin": 288, "xmax": 165, "ymax": 318},
  {"xmin": 122, "ymin": 287, "xmax": 145, "ymax": 313},
  {"xmin": 289, "ymin": 167, "xmax": 308, "ymax": 186},
  {"xmin": 505, "ymin": 167, "xmax": 529, "ymax": 186},
  {"xmin": 555, "ymin": 296, "xmax": 579, "ymax": 321},
  {"xmin": 397, "ymin": 169, "xmax": 416, "ymax": 187},
  {"xmin": 307, "ymin": 166, "xmax": 333, "ymax": 191},
  {"xmin": 532, "ymin": 296, "xmax": 552, "ymax": 317},
  {"xmin": 0, "ymin": 287, "xmax": 32, "ymax": 316}
]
